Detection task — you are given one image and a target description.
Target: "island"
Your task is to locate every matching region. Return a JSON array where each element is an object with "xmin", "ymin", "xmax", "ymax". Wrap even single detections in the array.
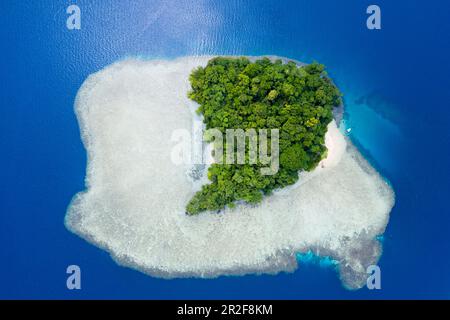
[{"xmin": 65, "ymin": 56, "xmax": 395, "ymax": 290}]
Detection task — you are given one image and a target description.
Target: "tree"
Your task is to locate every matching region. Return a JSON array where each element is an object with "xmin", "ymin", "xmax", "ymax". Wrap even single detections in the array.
[{"xmin": 186, "ymin": 57, "xmax": 341, "ymax": 214}]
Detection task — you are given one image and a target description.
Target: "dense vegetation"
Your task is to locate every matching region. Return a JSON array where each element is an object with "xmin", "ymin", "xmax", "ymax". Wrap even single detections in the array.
[{"xmin": 186, "ymin": 57, "xmax": 341, "ymax": 215}]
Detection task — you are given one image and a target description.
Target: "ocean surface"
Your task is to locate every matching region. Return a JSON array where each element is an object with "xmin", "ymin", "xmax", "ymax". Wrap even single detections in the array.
[{"xmin": 1, "ymin": 0, "xmax": 449, "ymax": 299}]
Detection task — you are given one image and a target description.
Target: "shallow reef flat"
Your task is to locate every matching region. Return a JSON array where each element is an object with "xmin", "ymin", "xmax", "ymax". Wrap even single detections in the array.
[{"xmin": 65, "ymin": 56, "xmax": 394, "ymax": 289}]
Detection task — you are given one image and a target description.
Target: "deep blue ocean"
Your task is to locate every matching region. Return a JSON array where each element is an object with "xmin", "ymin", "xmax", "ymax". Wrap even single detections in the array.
[{"xmin": 1, "ymin": 0, "xmax": 450, "ymax": 299}]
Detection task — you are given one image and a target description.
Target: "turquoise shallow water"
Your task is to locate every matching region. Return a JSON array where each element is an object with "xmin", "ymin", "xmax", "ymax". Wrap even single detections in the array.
[
  {"xmin": 1, "ymin": 0, "xmax": 450, "ymax": 298},
  {"xmin": 296, "ymin": 252, "xmax": 338, "ymax": 269}
]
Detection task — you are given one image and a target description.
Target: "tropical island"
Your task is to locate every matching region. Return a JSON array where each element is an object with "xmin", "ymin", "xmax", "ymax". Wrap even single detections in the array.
[
  {"xmin": 186, "ymin": 57, "xmax": 341, "ymax": 214},
  {"xmin": 65, "ymin": 55, "xmax": 394, "ymax": 290}
]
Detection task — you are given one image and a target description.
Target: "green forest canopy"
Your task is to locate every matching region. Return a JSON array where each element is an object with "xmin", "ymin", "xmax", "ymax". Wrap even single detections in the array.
[{"xmin": 186, "ymin": 56, "xmax": 341, "ymax": 215}]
